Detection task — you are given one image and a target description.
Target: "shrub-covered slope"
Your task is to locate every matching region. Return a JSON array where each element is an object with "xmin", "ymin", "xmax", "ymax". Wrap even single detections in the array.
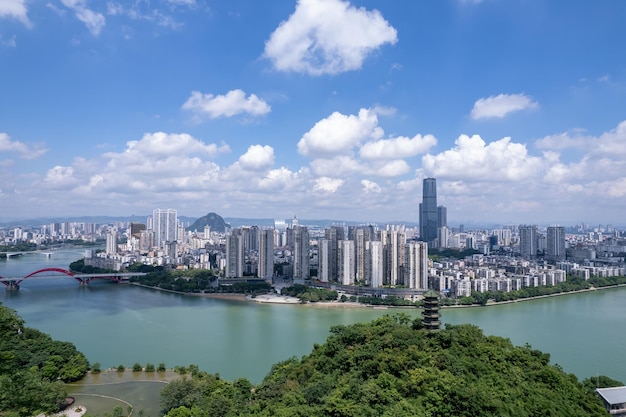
[
  {"xmin": 0, "ymin": 304, "xmax": 89, "ymax": 417},
  {"xmin": 162, "ymin": 314, "xmax": 610, "ymax": 416}
]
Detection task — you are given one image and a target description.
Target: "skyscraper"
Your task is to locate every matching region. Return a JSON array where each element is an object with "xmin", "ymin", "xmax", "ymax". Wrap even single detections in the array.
[
  {"xmin": 152, "ymin": 208, "xmax": 178, "ymax": 248},
  {"xmin": 420, "ymin": 178, "xmax": 438, "ymax": 244}
]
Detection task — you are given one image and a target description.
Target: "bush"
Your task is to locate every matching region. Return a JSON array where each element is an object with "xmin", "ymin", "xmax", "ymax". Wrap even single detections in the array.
[
  {"xmin": 91, "ymin": 363, "xmax": 101, "ymax": 374},
  {"xmin": 132, "ymin": 363, "xmax": 143, "ymax": 372}
]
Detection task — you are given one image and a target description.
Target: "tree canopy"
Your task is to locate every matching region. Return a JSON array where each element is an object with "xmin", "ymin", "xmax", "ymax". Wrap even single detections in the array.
[{"xmin": 161, "ymin": 314, "xmax": 614, "ymax": 417}]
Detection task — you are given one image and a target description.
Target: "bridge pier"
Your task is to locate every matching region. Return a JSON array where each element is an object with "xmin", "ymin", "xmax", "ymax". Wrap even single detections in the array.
[{"xmin": 5, "ymin": 281, "xmax": 19, "ymax": 291}]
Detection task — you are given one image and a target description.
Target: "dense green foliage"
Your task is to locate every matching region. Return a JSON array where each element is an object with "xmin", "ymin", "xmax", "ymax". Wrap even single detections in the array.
[
  {"xmin": 69, "ymin": 258, "xmax": 117, "ymax": 274},
  {"xmin": 357, "ymin": 295, "xmax": 420, "ymax": 307},
  {"xmin": 160, "ymin": 314, "xmax": 612, "ymax": 417},
  {"xmin": 428, "ymin": 248, "xmax": 481, "ymax": 260},
  {"xmin": 280, "ymin": 284, "xmax": 338, "ymax": 302},
  {"xmin": 588, "ymin": 275, "xmax": 626, "ymax": 288},
  {"xmin": 130, "ymin": 270, "xmax": 271, "ymax": 295},
  {"xmin": 0, "ymin": 304, "xmax": 89, "ymax": 416}
]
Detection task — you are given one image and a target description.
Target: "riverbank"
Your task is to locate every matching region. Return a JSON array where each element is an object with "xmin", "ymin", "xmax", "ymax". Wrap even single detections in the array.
[{"xmin": 129, "ymin": 281, "xmax": 626, "ymax": 309}]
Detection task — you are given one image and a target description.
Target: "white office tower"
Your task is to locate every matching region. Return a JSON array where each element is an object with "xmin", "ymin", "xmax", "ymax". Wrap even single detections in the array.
[
  {"xmin": 105, "ymin": 229, "xmax": 118, "ymax": 255},
  {"xmin": 203, "ymin": 226, "xmax": 211, "ymax": 239},
  {"xmin": 369, "ymin": 241, "xmax": 384, "ymax": 288},
  {"xmin": 547, "ymin": 226, "xmax": 566, "ymax": 261},
  {"xmin": 292, "ymin": 225, "xmax": 310, "ymax": 279},
  {"xmin": 338, "ymin": 240, "xmax": 356, "ymax": 285},
  {"xmin": 152, "ymin": 208, "xmax": 178, "ymax": 248},
  {"xmin": 226, "ymin": 229, "xmax": 244, "ymax": 278},
  {"xmin": 405, "ymin": 241, "xmax": 429, "ymax": 289},
  {"xmin": 258, "ymin": 229, "xmax": 275, "ymax": 279},
  {"xmin": 318, "ymin": 239, "xmax": 331, "ymax": 282}
]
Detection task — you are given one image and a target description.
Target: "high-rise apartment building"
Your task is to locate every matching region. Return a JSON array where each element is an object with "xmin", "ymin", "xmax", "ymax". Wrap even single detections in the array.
[
  {"xmin": 318, "ymin": 239, "xmax": 331, "ymax": 282},
  {"xmin": 546, "ymin": 226, "xmax": 566, "ymax": 262},
  {"xmin": 152, "ymin": 208, "xmax": 178, "ymax": 248},
  {"xmin": 368, "ymin": 241, "xmax": 384, "ymax": 288},
  {"xmin": 420, "ymin": 178, "xmax": 442, "ymax": 244},
  {"xmin": 405, "ymin": 241, "xmax": 429, "ymax": 290},
  {"xmin": 292, "ymin": 225, "xmax": 310, "ymax": 279},
  {"xmin": 324, "ymin": 226, "xmax": 344, "ymax": 281},
  {"xmin": 258, "ymin": 229, "xmax": 275, "ymax": 279},
  {"xmin": 226, "ymin": 228, "xmax": 244, "ymax": 278},
  {"xmin": 382, "ymin": 227, "xmax": 405, "ymax": 286},
  {"xmin": 105, "ymin": 229, "xmax": 118, "ymax": 255},
  {"xmin": 338, "ymin": 240, "xmax": 356, "ymax": 285},
  {"xmin": 519, "ymin": 225, "xmax": 538, "ymax": 259}
]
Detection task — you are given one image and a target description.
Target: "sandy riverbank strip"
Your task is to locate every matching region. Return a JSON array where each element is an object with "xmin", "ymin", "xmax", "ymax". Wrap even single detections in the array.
[{"xmin": 129, "ymin": 282, "xmax": 626, "ymax": 309}]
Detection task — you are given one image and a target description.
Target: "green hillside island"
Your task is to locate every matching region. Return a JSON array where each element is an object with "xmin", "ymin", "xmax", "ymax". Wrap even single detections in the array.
[
  {"xmin": 0, "ymin": 304, "xmax": 89, "ymax": 417},
  {"xmin": 160, "ymin": 314, "xmax": 618, "ymax": 417}
]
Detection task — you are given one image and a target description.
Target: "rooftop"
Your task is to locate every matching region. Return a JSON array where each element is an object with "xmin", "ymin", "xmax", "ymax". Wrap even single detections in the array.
[{"xmin": 597, "ymin": 386, "xmax": 626, "ymax": 405}]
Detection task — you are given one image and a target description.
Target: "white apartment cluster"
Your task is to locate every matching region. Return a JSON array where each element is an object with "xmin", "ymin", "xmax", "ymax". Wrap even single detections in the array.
[{"xmin": 92, "ymin": 208, "xmax": 212, "ymax": 271}]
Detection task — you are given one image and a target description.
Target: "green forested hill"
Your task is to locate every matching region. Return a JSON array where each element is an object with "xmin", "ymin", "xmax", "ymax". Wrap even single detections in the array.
[
  {"xmin": 161, "ymin": 314, "xmax": 612, "ymax": 417},
  {"xmin": 0, "ymin": 304, "xmax": 89, "ymax": 417}
]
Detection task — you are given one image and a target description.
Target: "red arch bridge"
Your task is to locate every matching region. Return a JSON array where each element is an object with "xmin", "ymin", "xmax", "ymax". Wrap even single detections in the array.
[{"xmin": 0, "ymin": 268, "xmax": 146, "ymax": 290}]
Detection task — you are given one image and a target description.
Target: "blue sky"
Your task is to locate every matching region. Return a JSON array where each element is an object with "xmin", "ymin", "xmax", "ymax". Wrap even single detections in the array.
[{"xmin": 1, "ymin": 0, "xmax": 625, "ymax": 226}]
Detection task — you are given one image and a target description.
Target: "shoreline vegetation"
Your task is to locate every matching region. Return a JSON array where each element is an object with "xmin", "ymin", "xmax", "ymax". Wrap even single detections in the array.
[{"xmin": 128, "ymin": 280, "xmax": 626, "ymax": 309}]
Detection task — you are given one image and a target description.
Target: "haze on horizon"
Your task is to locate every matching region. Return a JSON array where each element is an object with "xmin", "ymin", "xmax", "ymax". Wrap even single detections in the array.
[{"xmin": 1, "ymin": 0, "xmax": 625, "ymax": 225}]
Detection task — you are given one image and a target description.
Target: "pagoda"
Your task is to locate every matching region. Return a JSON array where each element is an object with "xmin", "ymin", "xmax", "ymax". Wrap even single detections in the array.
[{"xmin": 422, "ymin": 289, "xmax": 441, "ymax": 331}]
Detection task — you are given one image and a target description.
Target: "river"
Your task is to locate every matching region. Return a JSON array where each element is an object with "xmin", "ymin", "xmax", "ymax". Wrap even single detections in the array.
[{"xmin": 1, "ymin": 248, "xmax": 625, "ymax": 386}]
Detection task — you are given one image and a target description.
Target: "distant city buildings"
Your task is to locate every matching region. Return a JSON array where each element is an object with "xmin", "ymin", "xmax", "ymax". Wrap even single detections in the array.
[{"xmin": 1, "ymin": 194, "xmax": 625, "ymax": 300}]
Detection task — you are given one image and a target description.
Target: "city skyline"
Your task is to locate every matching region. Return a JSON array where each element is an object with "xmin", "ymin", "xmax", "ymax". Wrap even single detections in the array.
[{"xmin": 2, "ymin": 1, "xmax": 626, "ymax": 224}]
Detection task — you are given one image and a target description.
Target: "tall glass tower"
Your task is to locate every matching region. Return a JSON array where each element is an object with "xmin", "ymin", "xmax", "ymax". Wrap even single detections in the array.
[{"xmin": 419, "ymin": 178, "xmax": 438, "ymax": 244}]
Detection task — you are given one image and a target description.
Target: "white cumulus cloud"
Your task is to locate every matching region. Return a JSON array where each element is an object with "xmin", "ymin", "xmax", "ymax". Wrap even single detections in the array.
[
  {"xmin": 361, "ymin": 179, "xmax": 381, "ymax": 193},
  {"xmin": 238, "ymin": 145, "xmax": 275, "ymax": 171},
  {"xmin": 423, "ymin": 134, "xmax": 545, "ymax": 181},
  {"xmin": 536, "ymin": 120, "xmax": 626, "ymax": 157},
  {"xmin": 470, "ymin": 93, "xmax": 538, "ymax": 120},
  {"xmin": 182, "ymin": 89, "xmax": 271, "ymax": 120},
  {"xmin": 0, "ymin": 0, "xmax": 31, "ymax": 27},
  {"xmin": 313, "ymin": 176, "xmax": 344, "ymax": 193},
  {"xmin": 298, "ymin": 108, "xmax": 382, "ymax": 157},
  {"xmin": 359, "ymin": 134, "xmax": 437, "ymax": 160},
  {"xmin": 264, "ymin": 0, "xmax": 397, "ymax": 75}
]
